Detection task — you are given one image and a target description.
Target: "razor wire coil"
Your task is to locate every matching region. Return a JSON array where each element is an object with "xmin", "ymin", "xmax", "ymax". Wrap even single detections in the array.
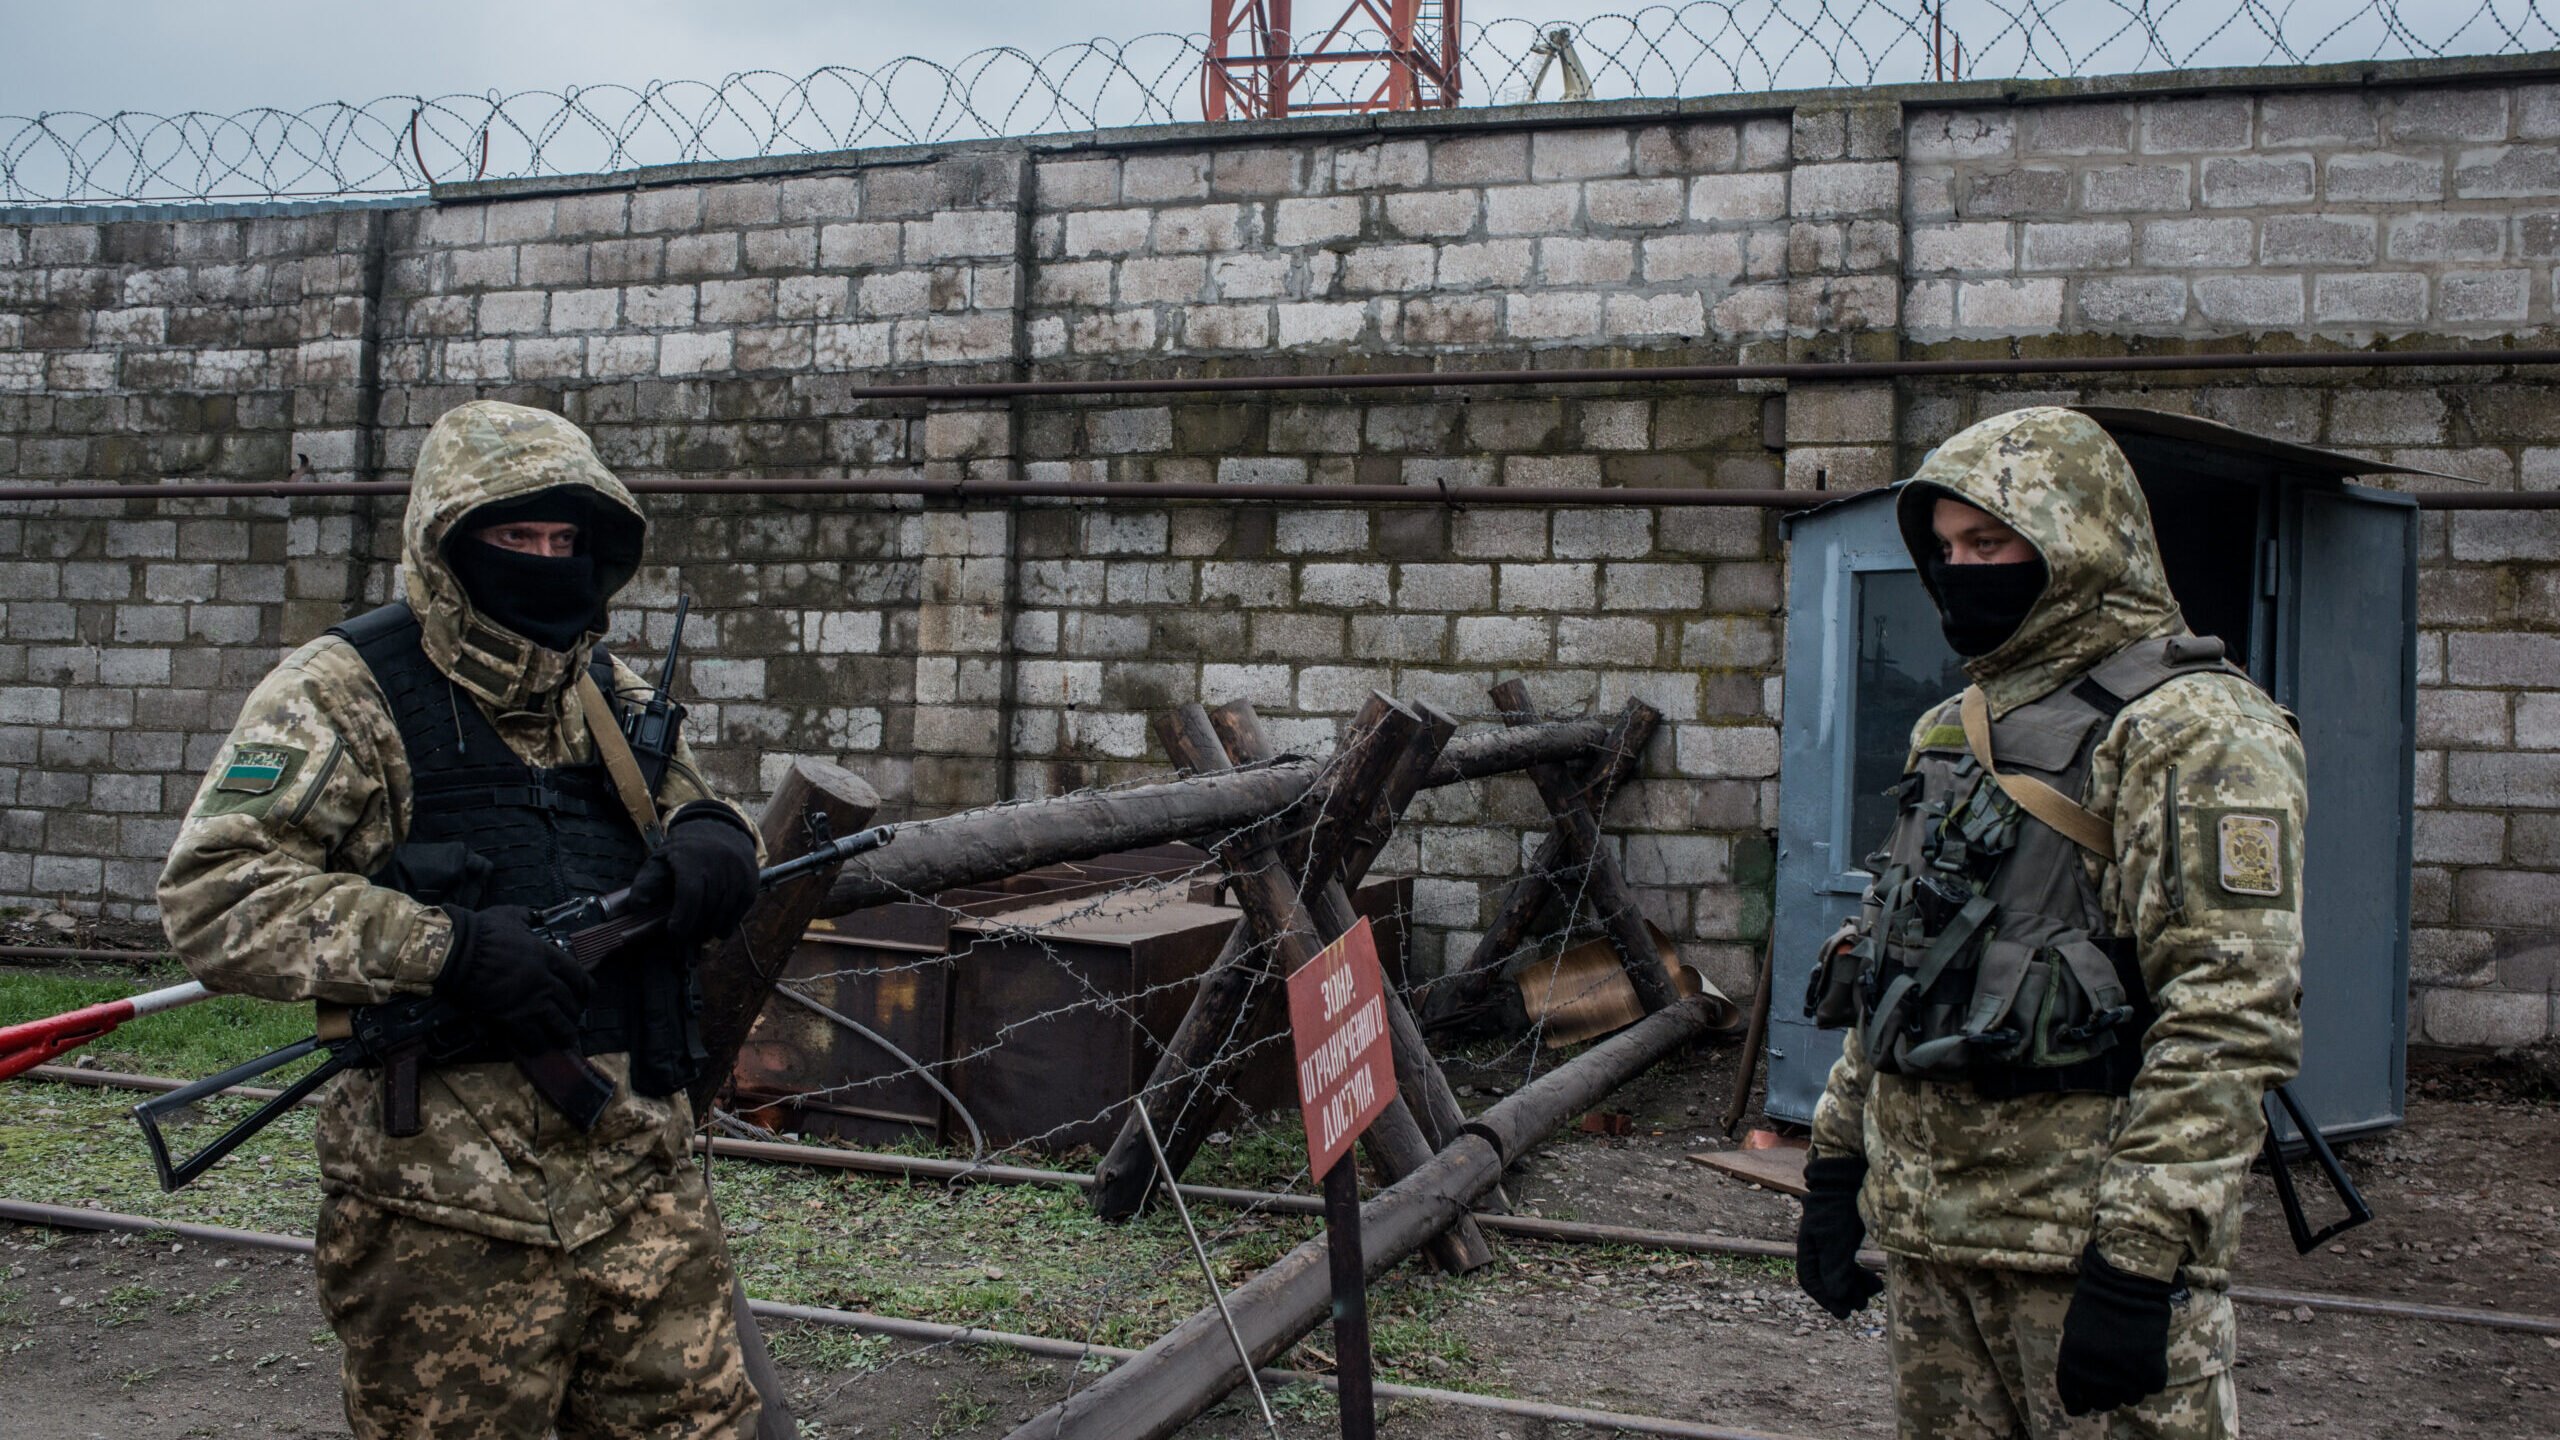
[{"xmin": 6, "ymin": 1, "xmax": 2557, "ymax": 206}]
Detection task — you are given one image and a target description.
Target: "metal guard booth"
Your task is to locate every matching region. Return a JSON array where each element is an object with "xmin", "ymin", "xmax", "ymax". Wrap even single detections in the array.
[{"xmin": 1768, "ymin": 407, "xmax": 2433, "ymax": 1142}]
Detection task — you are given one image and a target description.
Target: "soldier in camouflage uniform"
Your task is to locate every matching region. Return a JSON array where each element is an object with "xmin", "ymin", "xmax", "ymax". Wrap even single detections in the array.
[
  {"xmin": 1795, "ymin": 407, "xmax": 2306, "ymax": 1439},
  {"xmin": 159, "ymin": 400, "xmax": 765, "ymax": 1439}
]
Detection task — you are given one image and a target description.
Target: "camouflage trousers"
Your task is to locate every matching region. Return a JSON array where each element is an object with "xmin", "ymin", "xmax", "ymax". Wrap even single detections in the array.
[
  {"xmin": 1886, "ymin": 1256, "xmax": 2238, "ymax": 1440},
  {"xmin": 314, "ymin": 1167, "xmax": 759, "ymax": 1440}
]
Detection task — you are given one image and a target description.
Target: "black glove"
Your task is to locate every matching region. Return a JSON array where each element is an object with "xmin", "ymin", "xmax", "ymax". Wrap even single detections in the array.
[
  {"xmin": 1795, "ymin": 1152, "xmax": 1884, "ymax": 1320},
  {"xmin": 433, "ymin": 904, "xmax": 593, "ymax": 1056},
  {"xmin": 2056, "ymin": 1242, "xmax": 2176, "ymax": 1416},
  {"xmin": 629, "ymin": 802, "xmax": 760, "ymax": 947}
]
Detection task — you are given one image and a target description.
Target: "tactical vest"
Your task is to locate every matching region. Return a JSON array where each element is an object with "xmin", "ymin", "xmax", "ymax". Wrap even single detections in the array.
[
  {"xmin": 1805, "ymin": 633, "xmax": 2248, "ymax": 1099},
  {"xmin": 331, "ymin": 602, "xmax": 704, "ymax": 1097}
]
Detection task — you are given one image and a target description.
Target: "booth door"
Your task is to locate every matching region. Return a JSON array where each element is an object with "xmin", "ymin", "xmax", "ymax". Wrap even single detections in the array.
[
  {"xmin": 2275, "ymin": 484, "xmax": 2418, "ymax": 1139},
  {"xmin": 1768, "ymin": 497, "xmax": 1968, "ymax": 1123}
]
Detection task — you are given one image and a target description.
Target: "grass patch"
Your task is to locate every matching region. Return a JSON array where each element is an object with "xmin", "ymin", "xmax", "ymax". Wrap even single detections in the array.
[
  {"xmin": 764, "ymin": 1325, "xmax": 893, "ymax": 1374},
  {"xmin": 0, "ymin": 971, "xmax": 314, "ymax": 1079}
]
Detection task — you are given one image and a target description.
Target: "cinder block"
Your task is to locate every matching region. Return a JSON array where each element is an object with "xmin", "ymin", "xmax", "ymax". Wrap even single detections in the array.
[
  {"xmin": 1585, "ymin": 178, "xmax": 1686, "ymax": 228},
  {"xmin": 1605, "ymin": 292, "xmax": 1704, "ymax": 337},
  {"xmin": 1689, "ymin": 172, "xmax": 1788, "ymax": 224},
  {"xmin": 2022, "ymin": 220, "xmax": 2133, "ymax": 271},
  {"xmin": 2386, "ymin": 212, "xmax": 2503, "ymax": 262},
  {"xmin": 2325, "ymin": 152, "xmax": 2447, "ymax": 205},
  {"xmin": 2260, "ymin": 92, "xmax": 2380, "ymax": 146},
  {"xmin": 1038, "ymin": 158, "xmax": 1122, "ymax": 207},
  {"xmin": 2394, "ymin": 88, "xmax": 2511, "ymax": 142},
  {"xmin": 1552, "ymin": 510, "xmax": 1653, "ymax": 560},
  {"xmin": 1642, "ymin": 232, "xmax": 1745, "ymax": 284},
  {"xmin": 2456, "ymin": 146, "xmax": 2560, "ymax": 199},
  {"xmin": 1277, "ymin": 509, "xmax": 1369, "ymax": 554},
  {"xmin": 2022, "ymin": 103, "xmax": 2135, "ymax": 156},
  {"xmin": 1152, "ymin": 204, "xmax": 1250, "ymax": 253},
  {"xmin": 1432, "ymin": 132, "xmax": 1528, "ymax": 186},
  {"xmin": 1790, "ymin": 161, "xmax": 1899, "ymax": 219},
  {"xmin": 2422, "ymin": 988, "xmax": 2552, "ymax": 1048},
  {"xmin": 1531, "ymin": 129, "xmax": 1632, "ymax": 181},
  {"xmin": 2139, "ymin": 216, "xmax": 2254, "ymax": 268},
  {"xmin": 1275, "ymin": 301, "xmax": 1367, "ymax": 346},
  {"xmin": 2312, "ymin": 272, "xmax": 2428, "ymax": 326},
  {"xmin": 2259, "ymin": 214, "xmax": 2376, "ymax": 266},
  {"xmin": 1211, "ymin": 146, "xmax": 1308, "ymax": 197},
  {"xmin": 2439, "ymin": 270, "xmax": 2530, "ymax": 323},
  {"xmin": 2141, "ymin": 97, "xmax": 2255, "ymax": 153},
  {"xmin": 1496, "ymin": 562, "xmax": 1596, "ymax": 611},
  {"xmin": 1383, "ymin": 189, "xmax": 1481, "ymax": 238},
  {"xmin": 1908, "ymin": 221, "xmax": 2014, "ymax": 275},
  {"xmin": 1908, "ymin": 109, "xmax": 2017, "ymax": 160},
  {"xmin": 1503, "ymin": 289, "xmax": 1602, "ymax": 339},
  {"xmin": 2081, "ymin": 163, "xmax": 2191, "ymax": 213},
  {"xmin": 1603, "ymin": 562, "xmax": 1705, "ymax": 610},
  {"xmin": 1955, "ymin": 278, "xmax": 2064, "ymax": 330},
  {"xmin": 2192, "ymin": 274, "xmax": 2304, "ymax": 328},
  {"xmin": 1340, "ymin": 245, "xmax": 1433, "ymax": 292},
  {"xmin": 2200, "ymin": 155, "xmax": 2315, "ymax": 208},
  {"xmin": 1453, "ymin": 615, "xmax": 1551, "ymax": 662},
  {"xmin": 1538, "ymin": 237, "xmax": 1635, "ymax": 285},
  {"xmin": 1674, "ymin": 724, "xmax": 1780, "ymax": 778},
  {"xmin": 2080, "ymin": 275, "xmax": 2190, "ymax": 328},
  {"xmin": 1438, "ymin": 239, "xmax": 1535, "ymax": 288},
  {"xmin": 1958, "ymin": 167, "xmax": 2072, "ymax": 219}
]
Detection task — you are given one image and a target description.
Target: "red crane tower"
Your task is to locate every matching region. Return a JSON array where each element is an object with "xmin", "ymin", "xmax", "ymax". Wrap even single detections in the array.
[{"xmin": 1202, "ymin": 1, "xmax": 1462, "ymax": 120}]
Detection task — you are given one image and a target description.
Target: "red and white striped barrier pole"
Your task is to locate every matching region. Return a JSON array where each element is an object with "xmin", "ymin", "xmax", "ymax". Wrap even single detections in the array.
[{"xmin": 0, "ymin": 981, "xmax": 209, "ymax": 1081}]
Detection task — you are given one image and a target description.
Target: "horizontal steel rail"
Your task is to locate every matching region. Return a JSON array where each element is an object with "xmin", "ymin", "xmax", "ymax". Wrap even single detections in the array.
[
  {"xmin": 24, "ymin": 1063, "xmax": 2559, "ymax": 1338},
  {"xmin": 0, "ymin": 473, "xmax": 2546, "ymax": 508}
]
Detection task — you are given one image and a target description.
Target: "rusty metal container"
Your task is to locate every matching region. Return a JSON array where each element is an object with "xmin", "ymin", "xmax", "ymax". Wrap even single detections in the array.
[{"xmin": 727, "ymin": 844, "xmax": 1409, "ymax": 1154}]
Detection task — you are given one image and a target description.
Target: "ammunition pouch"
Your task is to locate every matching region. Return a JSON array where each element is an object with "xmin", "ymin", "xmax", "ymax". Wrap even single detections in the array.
[{"xmin": 1802, "ymin": 634, "xmax": 2245, "ymax": 1098}]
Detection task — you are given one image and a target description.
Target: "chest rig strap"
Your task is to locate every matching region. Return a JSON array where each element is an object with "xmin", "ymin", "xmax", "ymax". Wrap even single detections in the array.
[{"xmin": 1960, "ymin": 686, "xmax": 2112, "ymax": 857}]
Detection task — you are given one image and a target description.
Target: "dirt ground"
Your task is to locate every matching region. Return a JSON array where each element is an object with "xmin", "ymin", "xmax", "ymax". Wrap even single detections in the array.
[{"xmin": 4, "ymin": 1040, "xmax": 2555, "ymax": 1438}]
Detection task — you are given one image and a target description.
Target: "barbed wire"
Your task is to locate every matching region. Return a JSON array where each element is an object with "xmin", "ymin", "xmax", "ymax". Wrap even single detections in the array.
[{"xmin": 6, "ymin": 2, "xmax": 2554, "ymax": 205}]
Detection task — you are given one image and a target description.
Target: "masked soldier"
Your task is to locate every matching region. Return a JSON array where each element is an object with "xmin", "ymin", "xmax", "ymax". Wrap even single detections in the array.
[
  {"xmin": 158, "ymin": 400, "xmax": 765, "ymax": 1439},
  {"xmin": 1795, "ymin": 407, "xmax": 2306, "ymax": 1439}
]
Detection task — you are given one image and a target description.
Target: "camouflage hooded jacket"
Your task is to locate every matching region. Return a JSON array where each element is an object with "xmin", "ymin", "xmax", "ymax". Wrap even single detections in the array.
[
  {"xmin": 158, "ymin": 400, "xmax": 751, "ymax": 1252},
  {"xmin": 1809, "ymin": 406, "xmax": 2307, "ymax": 1289}
]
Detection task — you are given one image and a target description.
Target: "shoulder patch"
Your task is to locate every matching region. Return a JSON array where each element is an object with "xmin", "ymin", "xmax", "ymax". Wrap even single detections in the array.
[
  {"xmin": 2193, "ymin": 807, "xmax": 2291, "ymax": 907},
  {"xmin": 196, "ymin": 742, "xmax": 309, "ymax": 818}
]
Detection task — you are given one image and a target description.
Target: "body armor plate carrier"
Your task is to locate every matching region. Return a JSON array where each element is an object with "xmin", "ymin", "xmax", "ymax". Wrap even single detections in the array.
[
  {"xmin": 331, "ymin": 602, "xmax": 704, "ymax": 1097},
  {"xmin": 1806, "ymin": 634, "xmax": 2247, "ymax": 1099}
]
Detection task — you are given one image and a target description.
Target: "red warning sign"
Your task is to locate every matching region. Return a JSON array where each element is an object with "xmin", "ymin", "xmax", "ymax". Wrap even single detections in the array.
[{"xmin": 1286, "ymin": 917, "xmax": 1398, "ymax": 1179}]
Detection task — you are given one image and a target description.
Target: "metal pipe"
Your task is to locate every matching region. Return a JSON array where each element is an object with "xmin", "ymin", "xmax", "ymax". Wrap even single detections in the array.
[
  {"xmin": 24, "ymin": 1065, "xmax": 2560, "ymax": 1338},
  {"xmin": 4, "ymin": 472, "xmax": 2553, "ymax": 509},
  {"xmin": 826, "ymin": 347, "xmax": 2560, "ymax": 400},
  {"xmin": 0, "ymin": 945, "xmax": 171, "ymax": 966},
  {"xmin": 0, "ymin": 1196, "xmax": 1813, "ymax": 1440},
  {"xmin": 1003, "ymin": 997, "xmax": 1729, "ymax": 1440}
]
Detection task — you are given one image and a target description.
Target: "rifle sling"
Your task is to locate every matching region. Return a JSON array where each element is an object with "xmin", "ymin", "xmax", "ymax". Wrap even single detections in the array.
[
  {"xmin": 577, "ymin": 672, "xmax": 665, "ymax": 840},
  {"xmin": 1960, "ymin": 686, "xmax": 2114, "ymax": 857}
]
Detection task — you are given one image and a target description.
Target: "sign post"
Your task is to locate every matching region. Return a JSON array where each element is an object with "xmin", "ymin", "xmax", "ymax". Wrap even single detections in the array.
[{"xmin": 1285, "ymin": 917, "xmax": 1396, "ymax": 1440}]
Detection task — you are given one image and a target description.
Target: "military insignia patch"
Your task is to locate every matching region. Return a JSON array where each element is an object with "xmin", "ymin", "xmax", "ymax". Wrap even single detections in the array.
[
  {"xmin": 214, "ymin": 744, "xmax": 296, "ymax": 795},
  {"xmin": 195, "ymin": 741, "xmax": 310, "ymax": 819},
  {"xmin": 2216, "ymin": 813, "xmax": 2283, "ymax": 897}
]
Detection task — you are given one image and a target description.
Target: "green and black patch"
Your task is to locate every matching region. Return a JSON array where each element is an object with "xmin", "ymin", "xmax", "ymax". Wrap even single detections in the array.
[{"xmin": 194, "ymin": 742, "xmax": 309, "ymax": 819}]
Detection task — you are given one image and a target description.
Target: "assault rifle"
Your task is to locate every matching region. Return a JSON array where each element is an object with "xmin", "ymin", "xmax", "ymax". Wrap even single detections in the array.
[{"xmin": 131, "ymin": 821, "xmax": 895, "ymax": 1191}]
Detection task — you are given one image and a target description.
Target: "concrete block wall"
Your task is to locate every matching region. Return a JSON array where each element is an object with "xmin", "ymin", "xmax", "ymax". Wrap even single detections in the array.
[{"xmin": 7, "ymin": 54, "xmax": 2560, "ymax": 1043}]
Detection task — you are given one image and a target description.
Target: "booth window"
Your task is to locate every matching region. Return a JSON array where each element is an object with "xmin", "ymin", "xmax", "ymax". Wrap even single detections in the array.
[{"xmin": 1849, "ymin": 568, "xmax": 1968, "ymax": 873}]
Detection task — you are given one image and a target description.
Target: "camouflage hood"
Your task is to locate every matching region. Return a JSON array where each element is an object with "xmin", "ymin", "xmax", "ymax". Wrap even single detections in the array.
[
  {"xmin": 1896, "ymin": 407, "xmax": 2184, "ymax": 716},
  {"xmin": 402, "ymin": 401, "xmax": 646, "ymax": 710}
]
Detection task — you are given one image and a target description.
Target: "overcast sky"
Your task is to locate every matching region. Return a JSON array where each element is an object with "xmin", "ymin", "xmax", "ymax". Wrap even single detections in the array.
[
  {"xmin": 0, "ymin": 2, "xmax": 1576, "ymax": 116},
  {"xmin": 2, "ymin": 0, "xmax": 2509, "ymax": 120}
]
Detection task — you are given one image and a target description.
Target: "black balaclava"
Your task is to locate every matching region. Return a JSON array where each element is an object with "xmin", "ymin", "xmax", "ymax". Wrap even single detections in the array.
[
  {"xmin": 447, "ymin": 487, "xmax": 606, "ymax": 652},
  {"xmin": 1927, "ymin": 554, "xmax": 2049, "ymax": 658}
]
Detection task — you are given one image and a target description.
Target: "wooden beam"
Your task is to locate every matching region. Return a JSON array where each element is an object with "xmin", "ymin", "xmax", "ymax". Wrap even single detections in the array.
[
  {"xmin": 1153, "ymin": 702, "xmax": 1486, "ymax": 1275},
  {"xmin": 1419, "ymin": 697, "xmax": 1660, "ymax": 1035}
]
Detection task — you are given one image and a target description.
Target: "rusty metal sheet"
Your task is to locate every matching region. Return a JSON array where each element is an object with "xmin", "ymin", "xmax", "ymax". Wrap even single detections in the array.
[{"xmin": 1512, "ymin": 923, "xmax": 1737, "ymax": 1047}]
